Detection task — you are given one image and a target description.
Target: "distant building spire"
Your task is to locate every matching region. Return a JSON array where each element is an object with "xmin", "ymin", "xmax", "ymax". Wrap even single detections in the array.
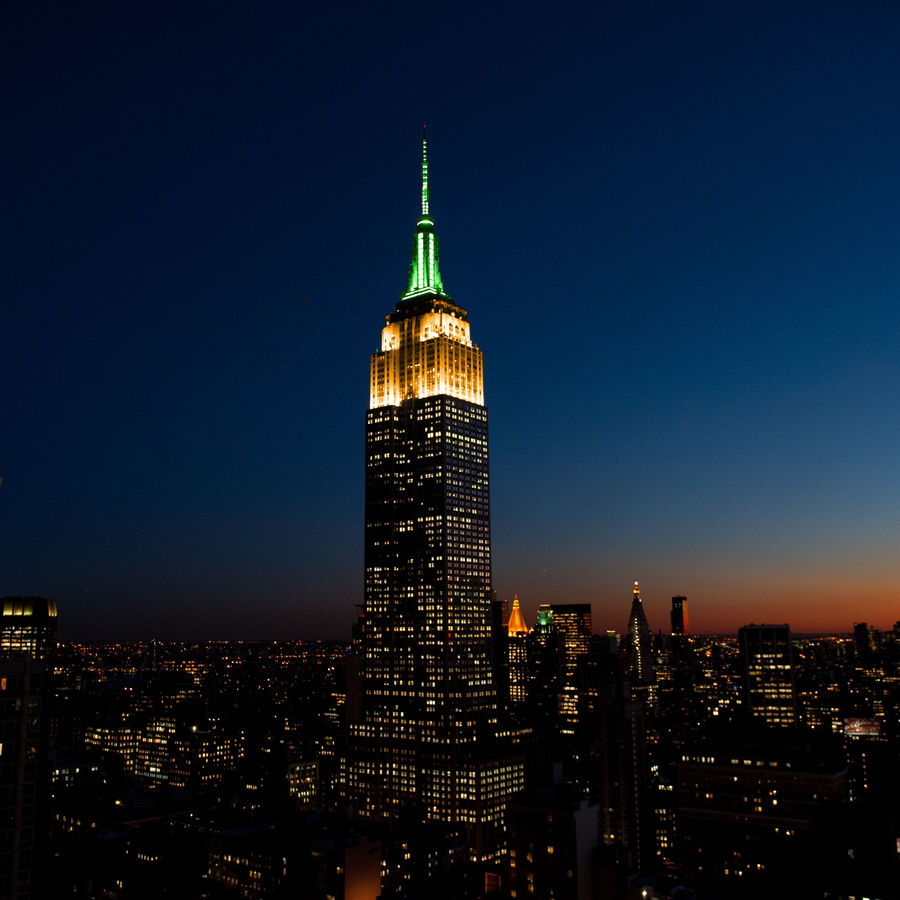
[{"xmin": 508, "ymin": 593, "xmax": 528, "ymax": 636}]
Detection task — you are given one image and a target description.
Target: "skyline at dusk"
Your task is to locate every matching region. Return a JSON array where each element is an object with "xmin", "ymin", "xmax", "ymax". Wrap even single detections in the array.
[{"xmin": 5, "ymin": 3, "xmax": 900, "ymax": 638}]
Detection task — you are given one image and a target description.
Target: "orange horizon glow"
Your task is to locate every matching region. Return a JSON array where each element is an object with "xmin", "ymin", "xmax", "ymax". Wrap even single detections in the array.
[{"xmin": 505, "ymin": 574, "xmax": 900, "ymax": 637}]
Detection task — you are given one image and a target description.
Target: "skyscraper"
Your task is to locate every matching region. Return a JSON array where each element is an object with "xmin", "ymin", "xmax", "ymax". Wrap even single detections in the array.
[
  {"xmin": 626, "ymin": 582, "xmax": 651, "ymax": 685},
  {"xmin": 670, "ymin": 596, "xmax": 688, "ymax": 636},
  {"xmin": 1, "ymin": 597, "xmax": 58, "ymax": 900},
  {"xmin": 342, "ymin": 133, "xmax": 523, "ymax": 855},
  {"xmin": 550, "ymin": 604, "xmax": 592, "ymax": 736},
  {"xmin": 738, "ymin": 624, "xmax": 798, "ymax": 726}
]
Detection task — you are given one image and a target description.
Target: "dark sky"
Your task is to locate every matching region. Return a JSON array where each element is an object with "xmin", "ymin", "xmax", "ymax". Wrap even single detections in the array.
[{"xmin": 5, "ymin": 1, "xmax": 900, "ymax": 639}]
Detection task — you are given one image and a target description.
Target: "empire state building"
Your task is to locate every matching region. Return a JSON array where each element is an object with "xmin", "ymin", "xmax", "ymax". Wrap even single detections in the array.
[{"xmin": 342, "ymin": 133, "xmax": 523, "ymax": 852}]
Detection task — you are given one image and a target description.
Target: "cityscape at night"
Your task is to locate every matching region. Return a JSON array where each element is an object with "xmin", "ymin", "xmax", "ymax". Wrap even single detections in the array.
[{"xmin": 4, "ymin": 1, "xmax": 900, "ymax": 898}]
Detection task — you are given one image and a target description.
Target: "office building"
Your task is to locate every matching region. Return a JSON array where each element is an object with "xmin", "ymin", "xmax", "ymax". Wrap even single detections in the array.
[
  {"xmin": 677, "ymin": 731, "xmax": 848, "ymax": 893},
  {"xmin": 342, "ymin": 133, "xmax": 523, "ymax": 855},
  {"xmin": 534, "ymin": 604, "xmax": 553, "ymax": 636},
  {"xmin": 738, "ymin": 624, "xmax": 798, "ymax": 726},
  {"xmin": 550, "ymin": 604, "xmax": 592, "ymax": 736},
  {"xmin": 0, "ymin": 597, "xmax": 58, "ymax": 900},
  {"xmin": 670, "ymin": 596, "xmax": 688, "ymax": 636}
]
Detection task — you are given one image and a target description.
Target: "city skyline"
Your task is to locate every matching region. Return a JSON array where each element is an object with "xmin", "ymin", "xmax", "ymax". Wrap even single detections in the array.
[{"xmin": 5, "ymin": 3, "xmax": 900, "ymax": 639}]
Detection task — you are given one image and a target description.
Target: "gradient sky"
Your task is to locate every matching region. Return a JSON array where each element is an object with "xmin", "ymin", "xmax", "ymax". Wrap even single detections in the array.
[{"xmin": 4, "ymin": 2, "xmax": 900, "ymax": 639}]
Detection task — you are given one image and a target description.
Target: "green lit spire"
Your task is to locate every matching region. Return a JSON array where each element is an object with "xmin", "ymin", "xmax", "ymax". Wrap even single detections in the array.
[
  {"xmin": 421, "ymin": 125, "xmax": 429, "ymax": 216},
  {"xmin": 402, "ymin": 127, "xmax": 447, "ymax": 301}
]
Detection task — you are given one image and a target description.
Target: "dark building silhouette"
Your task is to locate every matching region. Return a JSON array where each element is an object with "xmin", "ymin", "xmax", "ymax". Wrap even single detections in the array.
[
  {"xmin": 490, "ymin": 591, "xmax": 510, "ymax": 715},
  {"xmin": 0, "ymin": 597, "xmax": 58, "ymax": 900},
  {"xmin": 519, "ymin": 611, "xmax": 563, "ymax": 774},
  {"xmin": 341, "ymin": 133, "xmax": 523, "ymax": 858},
  {"xmin": 506, "ymin": 782, "xmax": 598, "ymax": 900},
  {"xmin": 670, "ymin": 596, "xmax": 688, "ymax": 636},
  {"xmin": 854, "ymin": 620, "xmax": 875, "ymax": 664},
  {"xmin": 676, "ymin": 728, "xmax": 848, "ymax": 896},
  {"xmin": 576, "ymin": 639, "xmax": 652, "ymax": 877}
]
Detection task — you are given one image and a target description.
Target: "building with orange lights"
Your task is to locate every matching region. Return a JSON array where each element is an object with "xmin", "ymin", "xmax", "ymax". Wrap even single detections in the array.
[{"xmin": 507, "ymin": 595, "xmax": 529, "ymax": 707}]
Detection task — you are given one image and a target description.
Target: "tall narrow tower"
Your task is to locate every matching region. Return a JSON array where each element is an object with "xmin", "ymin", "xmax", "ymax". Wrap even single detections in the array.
[
  {"xmin": 670, "ymin": 596, "xmax": 688, "ymax": 636},
  {"xmin": 550, "ymin": 604, "xmax": 593, "ymax": 736},
  {"xmin": 343, "ymin": 132, "xmax": 523, "ymax": 853},
  {"xmin": 627, "ymin": 582, "xmax": 651, "ymax": 684},
  {"xmin": 507, "ymin": 595, "xmax": 529, "ymax": 707}
]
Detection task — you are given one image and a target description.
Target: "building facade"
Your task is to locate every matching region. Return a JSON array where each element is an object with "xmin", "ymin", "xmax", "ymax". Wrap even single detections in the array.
[
  {"xmin": 0, "ymin": 597, "xmax": 58, "ymax": 900},
  {"xmin": 739, "ymin": 624, "xmax": 798, "ymax": 726},
  {"xmin": 676, "ymin": 733, "xmax": 848, "ymax": 892},
  {"xmin": 507, "ymin": 595, "xmax": 529, "ymax": 707},
  {"xmin": 549, "ymin": 604, "xmax": 592, "ymax": 738},
  {"xmin": 342, "ymin": 134, "xmax": 523, "ymax": 854}
]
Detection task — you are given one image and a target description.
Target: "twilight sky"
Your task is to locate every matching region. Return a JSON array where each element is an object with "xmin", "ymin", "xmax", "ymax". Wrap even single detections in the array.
[{"xmin": 4, "ymin": 1, "xmax": 900, "ymax": 639}]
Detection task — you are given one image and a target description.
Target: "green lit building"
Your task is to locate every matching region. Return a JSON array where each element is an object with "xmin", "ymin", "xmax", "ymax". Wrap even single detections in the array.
[{"xmin": 342, "ymin": 133, "xmax": 523, "ymax": 859}]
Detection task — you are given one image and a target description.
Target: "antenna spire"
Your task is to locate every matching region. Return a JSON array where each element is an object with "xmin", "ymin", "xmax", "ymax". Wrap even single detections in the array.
[
  {"xmin": 402, "ymin": 127, "xmax": 447, "ymax": 301},
  {"xmin": 421, "ymin": 126, "xmax": 429, "ymax": 216}
]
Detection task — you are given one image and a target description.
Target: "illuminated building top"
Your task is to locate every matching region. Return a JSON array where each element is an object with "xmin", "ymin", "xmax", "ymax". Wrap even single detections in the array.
[
  {"xmin": 1, "ymin": 597, "xmax": 58, "ymax": 618},
  {"xmin": 403, "ymin": 127, "xmax": 445, "ymax": 301},
  {"xmin": 508, "ymin": 594, "xmax": 528, "ymax": 637},
  {"xmin": 369, "ymin": 130, "xmax": 484, "ymax": 409},
  {"xmin": 1, "ymin": 595, "xmax": 58, "ymax": 661}
]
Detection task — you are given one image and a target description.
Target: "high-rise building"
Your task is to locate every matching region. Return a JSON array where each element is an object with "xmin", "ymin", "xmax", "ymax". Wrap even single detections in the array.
[
  {"xmin": 670, "ymin": 596, "xmax": 688, "ymax": 636},
  {"xmin": 342, "ymin": 133, "xmax": 523, "ymax": 855},
  {"xmin": 738, "ymin": 624, "xmax": 798, "ymax": 726},
  {"xmin": 576, "ymin": 638, "xmax": 651, "ymax": 875},
  {"xmin": 853, "ymin": 621, "xmax": 874, "ymax": 664},
  {"xmin": 0, "ymin": 597, "xmax": 58, "ymax": 900},
  {"xmin": 534, "ymin": 604, "xmax": 554, "ymax": 636},
  {"xmin": 550, "ymin": 604, "xmax": 592, "ymax": 736},
  {"xmin": 626, "ymin": 582, "xmax": 651, "ymax": 685},
  {"xmin": 521, "ymin": 607, "xmax": 561, "ymax": 751},
  {"xmin": 507, "ymin": 595, "xmax": 529, "ymax": 707}
]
